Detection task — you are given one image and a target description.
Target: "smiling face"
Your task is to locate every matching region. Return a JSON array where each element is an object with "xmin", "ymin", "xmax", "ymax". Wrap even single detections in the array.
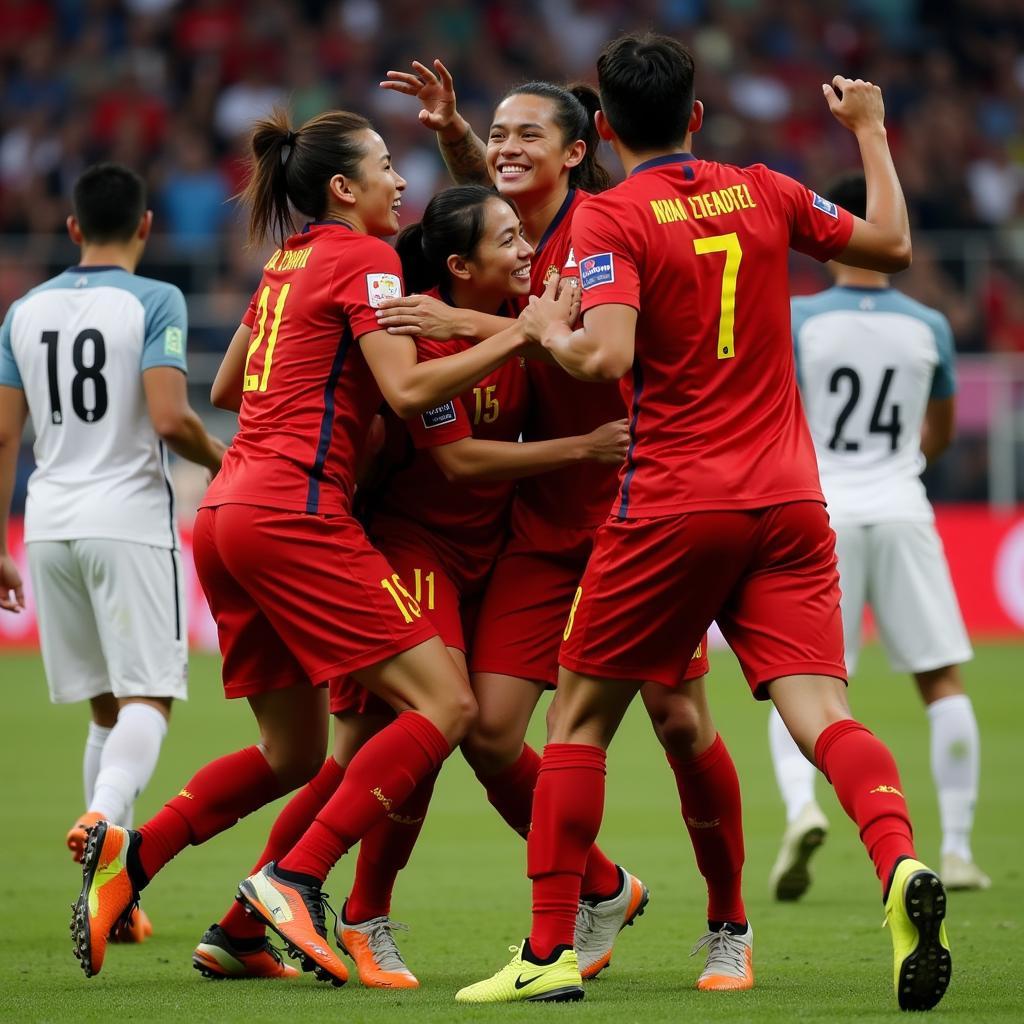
[
  {"xmin": 486, "ymin": 94, "xmax": 581, "ymax": 203},
  {"xmin": 346, "ymin": 129, "xmax": 406, "ymax": 237},
  {"xmin": 458, "ymin": 198, "xmax": 534, "ymax": 301}
]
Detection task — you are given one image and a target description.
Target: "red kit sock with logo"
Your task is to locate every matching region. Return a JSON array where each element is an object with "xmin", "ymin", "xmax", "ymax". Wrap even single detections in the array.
[
  {"xmin": 345, "ymin": 767, "xmax": 439, "ymax": 923},
  {"xmin": 814, "ymin": 719, "xmax": 916, "ymax": 894},
  {"xmin": 476, "ymin": 744, "xmax": 620, "ymax": 901},
  {"xmin": 667, "ymin": 733, "xmax": 746, "ymax": 924},
  {"xmin": 137, "ymin": 745, "xmax": 283, "ymax": 883},
  {"xmin": 220, "ymin": 756, "xmax": 346, "ymax": 939},
  {"xmin": 527, "ymin": 743, "xmax": 607, "ymax": 960},
  {"xmin": 277, "ymin": 712, "xmax": 450, "ymax": 882}
]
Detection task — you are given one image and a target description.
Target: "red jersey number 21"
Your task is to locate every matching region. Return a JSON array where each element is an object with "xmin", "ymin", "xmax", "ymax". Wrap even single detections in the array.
[
  {"xmin": 243, "ymin": 283, "xmax": 291, "ymax": 392},
  {"xmin": 693, "ymin": 233, "xmax": 742, "ymax": 360}
]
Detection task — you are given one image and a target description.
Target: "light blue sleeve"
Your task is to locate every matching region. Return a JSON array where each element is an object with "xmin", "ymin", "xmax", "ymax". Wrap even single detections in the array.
[
  {"xmin": 790, "ymin": 297, "xmax": 813, "ymax": 391},
  {"xmin": 140, "ymin": 284, "xmax": 188, "ymax": 373},
  {"xmin": 924, "ymin": 309, "xmax": 956, "ymax": 400},
  {"xmin": 0, "ymin": 303, "xmax": 23, "ymax": 389}
]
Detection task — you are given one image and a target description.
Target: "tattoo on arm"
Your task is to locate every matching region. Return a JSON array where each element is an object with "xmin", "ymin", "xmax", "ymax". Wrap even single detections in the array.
[{"xmin": 439, "ymin": 127, "xmax": 490, "ymax": 185}]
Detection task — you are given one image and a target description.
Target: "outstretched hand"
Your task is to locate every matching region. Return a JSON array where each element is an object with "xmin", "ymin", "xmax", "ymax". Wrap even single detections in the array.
[
  {"xmin": 519, "ymin": 275, "xmax": 580, "ymax": 344},
  {"xmin": 822, "ymin": 76, "xmax": 885, "ymax": 134},
  {"xmin": 380, "ymin": 59, "xmax": 460, "ymax": 135},
  {"xmin": 376, "ymin": 293, "xmax": 462, "ymax": 339}
]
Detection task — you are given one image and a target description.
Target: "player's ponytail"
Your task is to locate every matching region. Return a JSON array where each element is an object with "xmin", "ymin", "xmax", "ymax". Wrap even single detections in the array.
[
  {"xmin": 240, "ymin": 108, "xmax": 372, "ymax": 247},
  {"xmin": 506, "ymin": 81, "xmax": 612, "ymax": 194},
  {"xmin": 396, "ymin": 185, "xmax": 513, "ymax": 294}
]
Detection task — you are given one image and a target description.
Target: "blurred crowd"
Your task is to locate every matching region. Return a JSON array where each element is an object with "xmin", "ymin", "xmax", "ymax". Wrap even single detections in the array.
[{"xmin": 1, "ymin": 0, "xmax": 1023, "ymax": 357}]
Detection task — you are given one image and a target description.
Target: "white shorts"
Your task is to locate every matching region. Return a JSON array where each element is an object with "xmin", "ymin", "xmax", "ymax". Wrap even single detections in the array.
[
  {"xmin": 834, "ymin": 521, "xmax": 973, "ymax": 675},
  {"xmin": 28, "ymin": 539, "xmax": 188, "ymax": 704}
]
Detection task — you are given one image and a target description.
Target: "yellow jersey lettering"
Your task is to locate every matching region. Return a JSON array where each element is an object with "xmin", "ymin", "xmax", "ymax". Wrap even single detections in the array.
[{"xmin": 264, "ymin": 250, "xmax": 282, "ymax": 271}]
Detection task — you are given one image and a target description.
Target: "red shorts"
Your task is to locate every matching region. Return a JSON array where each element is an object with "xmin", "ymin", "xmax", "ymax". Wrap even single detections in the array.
[
  {"xmin": 471, "ymin": 504, "xmax": 708, "ymax": 686},
  {"xmin": 559, "ymin": 501, "xmax": 846, "ymax": 697},
  {"xmin": 193, "ymin": 504, "xmax": 436, "ymax": 700},
  {"xmin": 329, "ymin": 516, "xmax": 496, "ymax": 715}
]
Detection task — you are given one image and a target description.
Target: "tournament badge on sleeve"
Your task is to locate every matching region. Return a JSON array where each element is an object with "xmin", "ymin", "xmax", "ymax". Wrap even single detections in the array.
[{"xmin": 366, "ymin": 273, "xmax": 403, "ymax": 308}]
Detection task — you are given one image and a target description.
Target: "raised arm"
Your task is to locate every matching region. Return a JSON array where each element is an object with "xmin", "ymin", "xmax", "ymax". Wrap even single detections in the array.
[
  {"xmin": 375, "ymin": 292, "xmax": 513, "ymax": 341},
  {"xmin": 521, "ymin": 277, "xmax": 632, "ymax": 383},
  {"xmin": 430, "ymin": 419, "xmax": 629, "ymax": 482},
  {"xmin": 380, "ymin": 59, "xmax": 490, "ymax": 185},
  {"xmin": 360, "ymin": 321, "xmax": 526, "ymax": 419},
  {"xmin": 823, "ymin": 76, "xmax": 911, "ymax": 273},
  {"xmin": 0, "ymin": 385, "xmax": 27, "ymax": 612}
]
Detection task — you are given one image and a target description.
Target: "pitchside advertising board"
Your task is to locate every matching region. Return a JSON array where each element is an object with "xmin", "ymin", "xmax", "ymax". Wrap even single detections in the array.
[{"xmin": 1, "ymin": 508, "xmax": 1023, "ymax": 648}]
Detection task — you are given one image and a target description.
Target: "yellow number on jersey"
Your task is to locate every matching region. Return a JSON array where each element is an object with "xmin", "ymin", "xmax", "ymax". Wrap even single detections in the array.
[
  {"xmin": 380, "ymin": 574, "xmax": 422, "ymax": 624},
  {"xmin": 563, "ymin": 586, "xmax": 584, "ymax": 641},
  {"xmin": 413, "ymin": 568, "xmax": 435, "ymax": 611},
  {"xmin": 243, "ymin": 283, "xmax": 291, "ymax": 392},
  {"xmin": 473, "ymin": 384, "xmax": 499, "ymax": 425},
  {"xmin": 693, "ymin": 233, "xmax": 742, "ymax": 360}
]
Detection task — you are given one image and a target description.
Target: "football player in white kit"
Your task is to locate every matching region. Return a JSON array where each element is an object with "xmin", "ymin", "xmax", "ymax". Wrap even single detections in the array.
[
  {"xmin": 767, "ymin": 173, "xmax": 988, "ymax": 900},
  {"xmin": 0, "ymin": 164, "xmax": 225, "ymax": 939}
]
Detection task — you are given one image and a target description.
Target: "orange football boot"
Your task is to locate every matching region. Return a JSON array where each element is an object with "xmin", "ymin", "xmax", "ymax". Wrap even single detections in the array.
[
  {"xmin": 71, "ymin": 821, "xmax": 141, "ymax": 977},
  {"xmin": 192, "ymin": 923, "xmax": 300, "ymax": 979},
  {"xmin": 335, "ymin": 903, "xmax": 418, "ymax": 988},
  {"xmin": 67, "ymin": 811, "xmax": 104, "ymax": 864},
  {"xmin": 237, "ymin": 863, "xmax": 348, "ymax": 986},
  {"xmin": 692, "ymin": 923, "xmax": 755, "ymax": 991}
]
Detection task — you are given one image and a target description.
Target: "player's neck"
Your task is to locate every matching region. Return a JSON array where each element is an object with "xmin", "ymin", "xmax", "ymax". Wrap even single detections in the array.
[
  {"xmin": 615, "ymin": 133, "xmax": 695, "ymax": 177},
  {"xmin": 517, "ymin": 185, "xmax": 572, "ymax": 249},
  {"xmin": 447, "ymin": 277, "xmax": 506, "ymax": 315},
  {"xmin": 832, "ymin": 267, "xmax": 890, "ymax": 290},
  {"xmin": 76, "ymin": 244, "xmax": 139, "ymax": 273}
]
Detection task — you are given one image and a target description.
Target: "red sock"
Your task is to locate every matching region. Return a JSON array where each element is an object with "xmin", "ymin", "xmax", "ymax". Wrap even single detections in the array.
[
  {"xmin": 278, "ymin": 712, "xmax": 450, "ymax": 882},
  {"xmin": 814, "ymin": 719, "xmax": 915, "ymax": 894},
  {"xmin": 220, "ymin": 757, "xmax": 345, "ymax": 939},
  {"xmin": 667, "ymin": 734, "xmax": 746, "ymax": 924},
  {"xmin": 345, "ymin": 767, "xmax": 439, "ymax": 923},
  {"xmin": 527, "ymin": 743, "xmax": 606, "ymax": 959},
  {"xmin": 476, "ymin": 744, "xmax": 620, "ymax": 900},
  {"xmin": 138, "ymin": 746, "xmax": 282, "ymax": 882}
]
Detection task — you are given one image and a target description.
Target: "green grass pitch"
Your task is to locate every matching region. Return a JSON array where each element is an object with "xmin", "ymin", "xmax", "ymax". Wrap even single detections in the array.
[{"xmin": 1, "ymin": 643, "xmax": 1021, "ymax": 1022}]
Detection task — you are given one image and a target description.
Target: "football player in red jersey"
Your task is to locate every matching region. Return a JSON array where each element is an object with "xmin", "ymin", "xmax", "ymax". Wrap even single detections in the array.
[
  {"xmin": 195, "ymin": 184, "xmax": 629, "ymax": 987},
  {"xmin": 458, "ymin": 35, "xmax": 950, "ymax": 1012},
  {"xmin": 379, "ymin": 64, "xmax": 748, "ymax": 989},
  {"xmin": 70, "ymin": 110, "xmax": 537, "ymax": 986}
]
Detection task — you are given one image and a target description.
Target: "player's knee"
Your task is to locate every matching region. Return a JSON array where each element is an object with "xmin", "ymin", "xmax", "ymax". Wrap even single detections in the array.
[
  {"xmin": 431, "ymin": 686, "xmax": 478, "ymax": 746},
  {"xmin": 461, "ymin": 721, "xmax": 520, "ymax": 777},
  {"xmin": 651, "ymin": 704, "xmax": 703, "ymax": 758},
  {"xmin": 263, "ymin": 740, "xmax": 327, "ymax": 792}
]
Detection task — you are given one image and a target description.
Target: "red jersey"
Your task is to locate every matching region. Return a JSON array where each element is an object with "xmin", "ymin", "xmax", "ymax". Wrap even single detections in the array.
[
  {"xmin": 368, "ymin": 289, "xmax": 529, "ymax": 549},
  {"xmin": 573, "ymin": 155, "xmax": 854, "ymax": 517},
  {"xmin": 516, "ymin": 189, "xmax": 623, "ymax": 529},
  {"xmin": 204, "ymin": 222, "xmax": 402, "ymax": 516}
]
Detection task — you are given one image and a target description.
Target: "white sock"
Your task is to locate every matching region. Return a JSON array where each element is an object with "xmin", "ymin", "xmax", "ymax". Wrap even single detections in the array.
[
  {"xmin": 769, "ymin": 706, "xmax": 817, "ymax": 823},
  {"xmin": 927, "ymin": 694, "xmax": 979, "ymax": 860},
  {"xmin": 83, "ymin": 722, "xmax": 112, "ymax": 807},
  {"xmin": 89, "ymin": 703, "xmax": 168, "ymax": 825}
]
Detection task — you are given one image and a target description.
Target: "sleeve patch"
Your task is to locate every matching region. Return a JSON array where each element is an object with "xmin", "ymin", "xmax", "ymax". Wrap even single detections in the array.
[
  {"xmin": 366, "ymin": 273, "xmax": 402, "ymax": 308},
  {"xmin": 421, "ymin": 401, "xmax": 457, "ymax": 429},
  {"xmin": 580, "ymin": 253, "xmax": 614, "ymax": 290},
  {"xmin": 164, "ymin": 325, "xmax": 184, "ymax": 356},
  {"xmin": 811, "ymin": 192, "xmax": 838, "ymax": 219}
]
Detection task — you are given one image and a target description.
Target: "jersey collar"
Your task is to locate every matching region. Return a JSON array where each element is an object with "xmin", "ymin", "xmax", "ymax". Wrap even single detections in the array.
[
  {"xmin": 439, "ymin": 283, "xmax": 514, "ymax": 318},
  {"xmin": 534, "ymin": 188, "xmax": 576, "ymax": 257},
  {"xmin": 835, "ymin": 284, "xmax": 891, "ymax": 293},
  {"xmin": 301, "ymin": 219, "xmax": 355, "ymax": 233},
  {"xmin": 67, "ymin": 264, "xmax": 124, "ymax": 273},
  {"xmin": 629, "ymin": 152, "xmax": 696, "ymax": 176}
]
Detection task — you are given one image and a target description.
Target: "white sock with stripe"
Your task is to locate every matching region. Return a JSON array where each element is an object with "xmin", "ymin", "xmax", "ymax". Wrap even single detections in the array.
[{"xmin": 83, "ymin": 721, "xmax": 112, "ymax": 807}]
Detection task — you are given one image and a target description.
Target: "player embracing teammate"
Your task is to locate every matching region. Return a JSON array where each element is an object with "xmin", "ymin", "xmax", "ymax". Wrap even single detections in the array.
[{"xmin": 456, "ymin": 33, "xmax": 952, "ymax": 1013}]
